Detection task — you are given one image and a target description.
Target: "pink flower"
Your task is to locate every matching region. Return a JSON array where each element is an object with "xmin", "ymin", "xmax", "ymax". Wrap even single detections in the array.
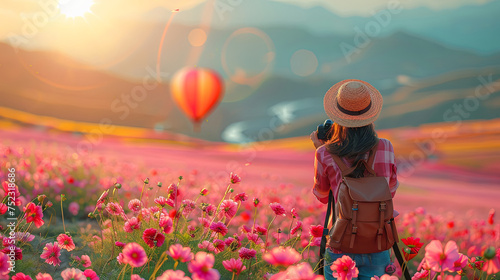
[
  {"xmin": 83, "ymin": 269, "xmax": 99, "ymax": 280},
  {"xmin": 154, "ymin": 196, "xmax": 169, "ymax": 207},
  {"xmin": 68, "ymin": 202, "xmax": 80, "ymax": 216},
  {"xmin": 269, "ymin": 202, "xmax": 286, "ymax": 216},
  {"xmin": 263, "ymin": 247, "xmax": 301, "ymax": 267},
  {"xmin": 57, "ymin": 234, "xmax": 76, "ymax": 251},
  {"xmin": 270, "ymin": 262, "xmax": 323, "ymax": 280},
  {"xmin": 331, "ymin": 255, "xmax": 359, "ymax": 280},
  {"xmin": 60, "ymin": 268, "xmax": 86, "ymax": 280},
  {"xmin": 254, "ymin": 225, "xmax": 268, "ymax": 236},
  {"xmin": 219, "ymin": 200, "xmax": 238, "ymax": 219},
  {"xmin": 291, "ymin": 208, "xmax": 298, "ymax": 219},
  {"xmin": 24, "ymin": 202, "xmax": 44, "ymax": 228},
  {"xmin": 128, "ymin": 199, "xmax": 142, "ymax": 212},
  {"xmin": 198, "ymin": 241, "xmax": 215, "ymax": 252},
  {"xmin": 35, "ymin": 273, "xmax": 53, "ymax": 280},
  {"xmin": 238, "ymin": 247, "xmax": 257, "ymax": 260},
  {"xmin": 291, "ymin": 220, "xmax": 303, "ymax": 235},
  {"xmin": 131, "ymin": 275, "xmax": 144, "ymax": 280},
  {"xmin": 122, "ymin": 242, "xmax": 148, "ymax": 268},
  {"xmin": 436, "ymin": 276, "xmax": 461, "ymax": 280},
  {"xmin": 124, "ymin": 217, "xmax": 141, "ymax": 232},
  {"xmin": 0, "ymin": 252, "xmax": 10, "ymax": 275},
  {"xmin": 182, "ymin": 199, "xmax": 196, "ymax": 216},
  {"xmin": 230, "ymin": 172, "xmax": 241, "ymax": 184},
  {"xmin": 167, "ymin": 183, "xmax": 179, "ymax": 200},
  {"xmin": 157, "ymin": 270, "xmax": 191, "ymax": 280},
  {"xmin": 12, "ymin": 273, "xmax": 33, "ymax": 280},
  {"xmin": 213, "ymin": 239, "xmax": 226, "ymax": 254},
  {"xmin": 168, "ymin": 244, "xmax": 194, "ymax": 262},
  {"xmin": 222, "ymin": 258, "xmax": 246, "ymax": 275},
  {"xmin": 234, "ymin": 192, "xmax": 248, "ymax": 202},
  {"xmin": 371, "ymin": 275, "xmax": 398, "ymax": 280},
  {"xmin": 105, "ymin": 202, "xmax": 124, "ymax": 216},
  {"xmin": 0, "ymin": 203, "xmax": 7, "ymax": 215},
  {"xmin": 210, "ymin": 222, "xmax": 228, "ymax": 236},
  {"xmin": 96, "ymin": 190, "xmax": 109, "ymax": 207},
  {"xmin": 424, "ymin": 240, "xmax": 460, "ymax": 272},
  {"xmin": 80, "ymin": 255, "xmax": 91, "ymax": 267},
  {"xmin": 40, "ymin": 242, "xmax": 61, "ymax": 266},
  {"xmin": 309, "ymin": 225, "xmax": 324, "ymax": 238},
  {"xmin": 2, "ymin": 246, "xmax": 22, "ymax": 260},
  {"xmin": 142, "ymin": 228, "xmax": 165, "ymax": 248},
  {"xmin": 188, "ymin": 252, "xmax": 220, "ymax": 280},
  {"xmin": 411, "ymin": 270, "xmax": 429, "ymax": 280},
  {"xmin": 482, "ymin": 248, "xmax": 500, "ymax": 275},
  {"xmin": 450, "ymin": 253, "xmax": 468, "ymax": 272},
  {"xmin": 160, "ymin": 214, "xmax": 174, "ymax": 234},
  {"xmin": 115, "ymin": 241, "xmax": 126, "ymax": 247}
]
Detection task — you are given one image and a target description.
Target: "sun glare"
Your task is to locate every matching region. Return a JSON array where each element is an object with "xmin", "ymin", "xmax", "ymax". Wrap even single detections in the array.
[{"xmin": 59, "ymin": 0, "xmax": 95, "ymax": 18}]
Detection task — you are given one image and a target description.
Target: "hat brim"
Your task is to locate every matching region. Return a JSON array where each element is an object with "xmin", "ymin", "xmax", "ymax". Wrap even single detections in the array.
[{"xmin": 323, "ymin": 79, "xmax": 383, "ymax": 128}]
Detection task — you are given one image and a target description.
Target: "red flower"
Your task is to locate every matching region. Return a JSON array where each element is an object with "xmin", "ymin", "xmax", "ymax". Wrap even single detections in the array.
[
  {"xmin": 401, "ymin": 236, "xmax": 424, "ymax": 261},
  {"xmin": 269, "ymin": 202, "xmax": 286, "ymax": 216},
  {"xmin": 24, "ymin": 202, "xmax": 44, "ymax": 228},
  {"xmin": 253, "ymin": 225, "xmax": 268, "ymax": 236},
  {"xmin": 309, "ymin": 225, "xmax": 324, "ymax": 238},
  {"xmin": 234, "ymin": 192, "xmax": 248, "ymax": 202},
  {"xmin": 238, "ymin": 247, "xmax": 256, "ymax": 260},
  {"xmin": 230, "ymin": 173, "xmax": 241, "ymax": 184},
  {"xmin": 291, "ymin": 221, "xmax": 303, "ymax": 235},
  {"xmin": 142, "ymin": 228, "xmax": 165, "ymax": 248},
  {"xmin": 488, "ymin": 209, "xmax": 495, "ymax": 225}
]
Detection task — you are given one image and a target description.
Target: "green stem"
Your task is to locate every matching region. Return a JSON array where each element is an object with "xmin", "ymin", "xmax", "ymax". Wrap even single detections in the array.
[
  {"xmin": 60, "ymin": 197, "xmax": 66, "ymax": 233},
  {"xmin": 264, "ymin": 216, "xmax": 277, "ymax": 250}
]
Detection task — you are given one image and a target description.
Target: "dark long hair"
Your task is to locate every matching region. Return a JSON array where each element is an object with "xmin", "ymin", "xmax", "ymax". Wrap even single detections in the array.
[{"xmin": 325, "ymin": 123, "xmax": 378, "ymax": 178}]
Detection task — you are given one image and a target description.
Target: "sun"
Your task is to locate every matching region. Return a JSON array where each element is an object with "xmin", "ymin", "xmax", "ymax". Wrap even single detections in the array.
[{"xmin": 58, "ymin": 0, "xmax": 95, "ymax": 18}]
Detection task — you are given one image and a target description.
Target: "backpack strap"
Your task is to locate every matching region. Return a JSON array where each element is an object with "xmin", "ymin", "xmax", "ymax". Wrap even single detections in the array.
[
  {"xmin": 317, "ymin": 190, "xmax": 334, "ymax": 275},
  {"xmin": 330, "ymin": 139, "xmax": 380, "ymax": 177},
  {"xmin": 365, "ymin": 139, "xmax": 380, "ymax": 175}
]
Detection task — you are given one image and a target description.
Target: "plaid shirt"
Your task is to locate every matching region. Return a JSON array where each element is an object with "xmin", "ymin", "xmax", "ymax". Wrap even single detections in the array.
[{"xmin": 313, "ymin": 138, "xmax": 399, "ymax": 204}]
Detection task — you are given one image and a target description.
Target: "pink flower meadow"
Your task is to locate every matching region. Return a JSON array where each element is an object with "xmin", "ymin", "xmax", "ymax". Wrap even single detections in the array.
[
  {"xmin": 270, "ymin": 262, "xmax": 323, "ymax": 280},
  {"xmin": 188, "ymin": 252, "xmax": 220, "ymax": 280},
  {"xmin": 263, "ymin": 246, "xmax": 301, "ymax": 267},
  {"xmin": 168, "ymin": 244, "xmax": 194, "ymax": 262}
]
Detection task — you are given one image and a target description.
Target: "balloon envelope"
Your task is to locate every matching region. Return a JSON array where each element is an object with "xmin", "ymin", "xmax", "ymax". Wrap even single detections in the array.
[{"xmin": 170, "ymin": 67, "xmax": 224, "ymax": 123}]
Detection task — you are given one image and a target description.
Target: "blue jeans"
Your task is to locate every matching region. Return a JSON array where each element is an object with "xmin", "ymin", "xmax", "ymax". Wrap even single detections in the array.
[{"xmin": 324, "ymin": 248, "xmax": 390, "ymax": 280}]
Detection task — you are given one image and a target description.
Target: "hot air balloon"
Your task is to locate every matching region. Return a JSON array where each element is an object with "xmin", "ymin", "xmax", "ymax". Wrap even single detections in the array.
[{"xmin": 170, "ymin": 67, "xmax": 224, "ymax": 129}]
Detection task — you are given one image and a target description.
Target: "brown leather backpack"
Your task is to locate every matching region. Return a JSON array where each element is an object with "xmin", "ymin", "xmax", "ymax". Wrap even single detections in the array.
[{"xmin": 327, "ymin": 141, "xmax": 399, "ymax": 254}]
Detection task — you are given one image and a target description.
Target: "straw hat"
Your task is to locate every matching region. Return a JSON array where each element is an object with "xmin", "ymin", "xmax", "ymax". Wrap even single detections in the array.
[{"xmin": 323, "ymin": 79, "xmax": 383, "ymax": 128}]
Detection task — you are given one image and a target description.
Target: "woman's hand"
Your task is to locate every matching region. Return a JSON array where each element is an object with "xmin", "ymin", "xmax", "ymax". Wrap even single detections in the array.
[{"xmin": 310, "ymin": 130, "xmax": 325, "ymax": 149}]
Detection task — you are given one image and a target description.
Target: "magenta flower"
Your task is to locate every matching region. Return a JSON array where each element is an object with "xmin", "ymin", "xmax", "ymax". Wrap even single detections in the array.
[
  {"xmin": 0, "ymin": 252, "xmax": 10, "ymax": 275},
  {"xmin": 168, "ymin": 244, "xmax": 194, "ymax": 262},
  {"xmin": 234, "ymin": 192, "xmax": 248, "ymax": 202},
  {"xmin": 2, "ymin": 245, "xmax": 22, "ymax": 260},
  {"xmin": 269, "ymin": 202, "xmax": 286, "ymax": 216},
  {"xmin": 142, "ymin": 228, "xmax": 165, "ymax": 248},
  {"xmin": 40, "ymin": 242, "xmax": 61, "ymax": 266},
  {"xmin": 157, "ymin": 270, "xmax": 191, "ymax": 280},
  {"xmin": 122, "ymin": 242, "xmax": 148, "ymax": 268},
  {"xmin": 61, "ymin": 268, "xmax": 86, "ymax": 280},
  {"xmin": 124, "ymin": 217, "xmax": 141, "ymax": 233},
  {"xmin": 167, "ymin": 183, "xmax": 179, "ymax": 200},
  {"xmin": 254, "ymin": 225, "xmax": 268, "ymax": 236},
  {"xmin": 0, "ymin": 203, "xmax": 7, "ymax": 215},
  {"xmin": 12, "ymin": 273, "xmax": 33, "ymax": 280},
  {"xmin": 291, "ymin": 208, "xmax": 298, "ymax": 219},
  {"xmin": 424, "ymin": 240, "xmax": 460, "ymax": 272},
  {"xmin": 222, "ymin": 258, "xmax": 246, "ymax": 275},
  {"xmin": 24, "ymin": 202, "xmax": 44, "ymax": 228},
  {"xmin": 154, "ymin": 196, "xmax": 169, "ymax": 207},
  {"xmin": 188, "ymin": 252, "xmax": 220, "ymax": 280},
  {"xmin": 115, "ymin": 241, "xmax": 126, "ymax": 247},
  {"xmin": 198, "ymin": 241, "xmax": 215, "ymax": 252},
  {"xmin": 309, "ymin": 225, "xmax": 324, "ymax": 238},
  {"xmin": 35, "ymin": 273, "xmax": 53, "ymax": 280},
  {"xmin": 291, "ymin": 220, "xmax": 303, "ymax": 235},
  {"xmin": 83, "ymin": 269, "xmax": 99, "ymax": 280},
  {"xmin": 331, "ymin": 255, "xmax": 359, "ymax": 280},
  {"xmin": 96, "ymin": 190, "xmax": 109, "ymax": 207},
  {"xmin": 181, "ymin": 199, "xmax": 196, "ymax": 216},
  {"xmin": 105, "ymin": 202, "xmax": 124, "ymax": 216},
  {"xmin": 219, "ymin": 199, "xmax": 238, "ymax": 219},
  {"xmin": 57, "ymin": 234, "xmax": 76, "ymax": 251},
  {"xmin": 210, "ymin": 221, "xmax": 228, "ymax": 236},
  {"xmin": 238, "ymin": 247, "xmax": 257, "ymax": 260},
  {"xmin": 263, "ymin": 247, "xmax": 301, "ymax": 268},
  {"xmin": 230, "ymin": 172, "xmax": 241, "ymax": 184},
  {"xmin": 128, "ymin": 199, "xmax": 142, "ymax": 212}
]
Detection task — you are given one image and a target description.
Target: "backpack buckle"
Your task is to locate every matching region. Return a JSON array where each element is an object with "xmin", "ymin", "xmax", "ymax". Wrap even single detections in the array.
[
  {"xmin": 352, "ymin": 226, "xmax": 358, "ymax": 234},
  {"xmin": 379, "ymin": 202, "xmax": 387, "ymax": 211},
  {"xmin": 352, "ymin": 203, "xmax": 359, "ymax": 211}
]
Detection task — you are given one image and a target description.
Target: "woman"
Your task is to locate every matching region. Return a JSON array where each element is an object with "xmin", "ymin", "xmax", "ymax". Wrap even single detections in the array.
[{"xmin": 310, "ymin": 79, "xmax": 399, "ymax": 280}]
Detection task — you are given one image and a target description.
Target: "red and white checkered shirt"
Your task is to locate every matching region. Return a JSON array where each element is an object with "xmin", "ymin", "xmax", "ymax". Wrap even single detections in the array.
[{"xmin": 313, "ymin": 138, "xmax": 399, "ymax": 204}]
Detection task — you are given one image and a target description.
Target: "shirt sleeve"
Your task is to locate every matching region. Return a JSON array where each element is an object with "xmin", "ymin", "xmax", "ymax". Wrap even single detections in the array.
[
  {"xmin": 388, "ymin": 143, "xmax": 399, "ymax": 198},
  {"xmin": 312, "ymin": 148, "xmax": 331, "ymax": 204}
]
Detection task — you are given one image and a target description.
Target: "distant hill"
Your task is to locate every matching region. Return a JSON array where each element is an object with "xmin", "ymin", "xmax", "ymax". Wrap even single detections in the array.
[{"xmin": 1, "ymin": 36, "xmax": 500, "ymax": 143}]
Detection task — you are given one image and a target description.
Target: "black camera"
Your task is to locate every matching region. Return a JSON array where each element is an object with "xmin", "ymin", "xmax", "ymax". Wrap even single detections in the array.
[{"xmin": 316, "ymin": 119, "xmax": 333, "ymax": 141}]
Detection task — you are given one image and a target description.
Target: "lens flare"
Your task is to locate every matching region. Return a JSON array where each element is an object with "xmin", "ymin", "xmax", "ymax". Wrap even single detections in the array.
[{"xmin": 58, "ymin": 0, "xmax": 95, "ymax": 18}]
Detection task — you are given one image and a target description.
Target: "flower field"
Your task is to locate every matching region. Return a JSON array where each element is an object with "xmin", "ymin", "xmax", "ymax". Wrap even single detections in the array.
[{"xmin": 0, "ymin": 127, "xmax": 499, "ymax": 279}]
